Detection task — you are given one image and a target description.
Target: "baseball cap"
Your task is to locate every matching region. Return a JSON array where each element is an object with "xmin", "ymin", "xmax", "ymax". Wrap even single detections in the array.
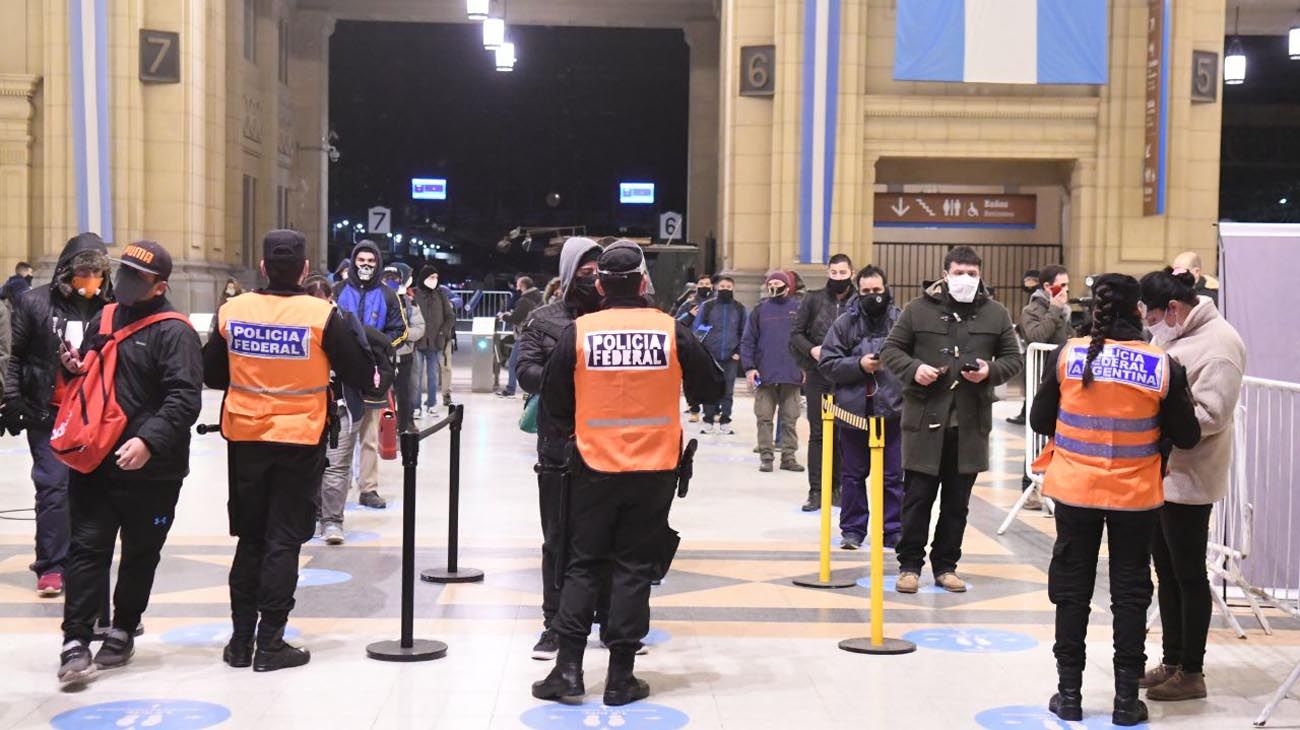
[
  {"xmin": 597, "ymin": 240, "xmax": 645, "ymax": 276},
  {"xmin": 263, "ymin": 229, "xmax": 307, "ymax": 264},
  {"xmin": 115, "ymin": 240, "xmax": 173, "ymax": 281}
]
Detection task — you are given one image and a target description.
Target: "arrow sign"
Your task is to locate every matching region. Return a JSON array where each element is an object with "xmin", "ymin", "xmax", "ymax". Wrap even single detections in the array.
[
  {"xmin": 915, "ymin": 198, "xmax": 935, "ymax": 216},
  {"xmin": 890, "ymin": 197, "xmax": 911, "ymax": 217}
]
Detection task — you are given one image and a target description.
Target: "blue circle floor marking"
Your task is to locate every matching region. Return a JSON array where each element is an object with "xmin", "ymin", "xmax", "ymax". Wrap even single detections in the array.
[
  {"xmin": 975, "ymin": 705, "xmax": 1148, "ymax": 729},
  {"xmin": 161, "ymin": 623, "xmax": 300, "ymax": 646},
  {"xmin": 903, "ymin": 627, "xmax": 1037, "ymax": 653},
  {"xmin": 297, "ymin": 568, "xmax": 352, "ymax": 587},
  {"xmin": 586, "ymin": 626, "xmax": 671, "ymax": 647},
  {"xmin": 52, "ymin": 700, "xmax": 231, "ymax": 730},
  {"xmin": 309, "ymin": 530, "xmax": 380, "ymax": 545},
  {"xmin": 344, "ymin": 500, "xmax": 402, "ymax": 512},
  {"xmin": 520, "ymin": 702, "xmax": 689, "ymax": 730}
]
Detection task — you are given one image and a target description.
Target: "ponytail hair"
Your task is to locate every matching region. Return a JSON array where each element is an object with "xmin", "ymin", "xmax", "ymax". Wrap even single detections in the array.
[
  {"xmin": 1139, "ymin": 267, "xmax": 1198, "ymax": 312},
  {"xmin": 1082, "ymin": 273, "xmax": 1142, "ymax": 387}
]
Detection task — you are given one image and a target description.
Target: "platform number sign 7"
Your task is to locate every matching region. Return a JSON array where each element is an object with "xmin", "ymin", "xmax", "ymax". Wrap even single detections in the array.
[
  {"xmin": 368, "ymin": 206, "xmax": 392, "ymax": 235},
  {"xmin": 139, "ymin": 30, "xmax": 180, "ymax": 84}
]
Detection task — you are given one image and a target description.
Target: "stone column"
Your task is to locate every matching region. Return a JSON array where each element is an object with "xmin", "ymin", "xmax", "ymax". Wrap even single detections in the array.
[
  {"xmin": 0, "ymin": 74, "xmax": 39, "ymax": 272},
  {"xmin": 684, "ymin": 20, "xmax": 719, "ymax": 248},
  {"xmin": 290, "ymin": 9, "xmax": 336, "ymax": 270}
]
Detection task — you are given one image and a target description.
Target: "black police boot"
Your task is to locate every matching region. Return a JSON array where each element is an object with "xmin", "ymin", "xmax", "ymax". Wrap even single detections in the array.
[
  {"xmin": 1048, "ymin": 664, "xmax": 1083, "ymax": 722},
  {"xmin": 92, "ymin": 628, "xmax": 135, "ymax": 670},
  {"xmin": 801, "ymin": 491, "xmax": 820, "ymax": 512},
  {"xmin": 253, "ymin": 625, "xmax": 310, "ymax": 673},
  {"xmin": 223, "ymin": 636, "xmax": 254, "ymax": 668},
  {"xmin": 532, "ymin": 635, "xmax": 585, "ymax": 702},
  {"xmin": 1113, "ymin": 668, "xmax": 1150, "ymax": 727},
  {"xmin": 603, "ymin": 649, "xmax": 650, "ymax": 706}
]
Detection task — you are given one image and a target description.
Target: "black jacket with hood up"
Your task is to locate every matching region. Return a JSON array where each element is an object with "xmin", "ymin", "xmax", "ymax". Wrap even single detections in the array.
[{"xmin": 5, "ymin": 233, "xmax": 114, "ymax": 427}]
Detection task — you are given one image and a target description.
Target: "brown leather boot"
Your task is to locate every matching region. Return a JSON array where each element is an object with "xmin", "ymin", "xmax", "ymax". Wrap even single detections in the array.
[
  {"xmin": 1138, "ymin": 663, "xmax": 1177, "ymax": 689},
  {"xmin": 1146, "ymin": 669, "xmax": 1207, "ymax": 701}
]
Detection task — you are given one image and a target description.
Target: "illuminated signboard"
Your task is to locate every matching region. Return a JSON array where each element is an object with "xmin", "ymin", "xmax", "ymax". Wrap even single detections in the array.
[
  {"xmin": 412, "ymin": 178, "xmax": 448, "ymax": 201},
  {"xmin": 619, "ymin": 182, "xmax": 655, "ymax": 205}
]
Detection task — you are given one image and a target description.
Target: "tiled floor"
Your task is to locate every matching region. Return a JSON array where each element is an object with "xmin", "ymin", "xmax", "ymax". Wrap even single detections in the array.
[{"xmin": 0, "ymin": 369, "xmax": 1297, "ymax": 729}]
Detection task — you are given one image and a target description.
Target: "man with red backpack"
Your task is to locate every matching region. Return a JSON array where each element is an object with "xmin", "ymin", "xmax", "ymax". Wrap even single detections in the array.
[{"xmin": 54, "ymin": 240, "xmax": 203, "ymax": 684}]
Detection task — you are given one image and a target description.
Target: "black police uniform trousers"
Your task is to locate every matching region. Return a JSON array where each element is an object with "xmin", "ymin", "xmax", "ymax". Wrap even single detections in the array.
[
  {"xmin": 552, "ymin": 467, "xmax": 675, "ymax": 655},
  {"xmin": 537, "ymin": 467, "xmax": 613, "ymax": 630},
  {"xmin": 61, "ymin": 473, "xmax": 182, "ymax": 643},
  {"xmin": 227, "ymin": 440, "xmax": 325, "ymax": 646},
  {"xmin": 1049, "ymin": 501, "xmax": 1158, "ymax": 677}
]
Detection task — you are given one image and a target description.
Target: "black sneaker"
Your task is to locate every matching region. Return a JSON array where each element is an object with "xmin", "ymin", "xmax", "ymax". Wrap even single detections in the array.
[
  {"xmin": 801, "ymin": 493, "xmax": 820, "ymax": 512},
  {"xmin": 223, "ymin": 637, "xmax": 254, "ymax": 668},
  {"xmin": 93, "ymin": 629, "xmax": 134, "ymax": 669},
  {"xmin": 358, "ymin": 491, "xmax": 387, "ymax": 509},
  {"xmin": 531, "ymin": 663, "xmax": 585, "ymax": 702},
  {"xmin": 531, "ymin": 629, "xmax": 559, "ymax": 661},
  {"xmin": 254, "ymin": 641, "xmax": 311, "ymax": 672},
  {"xmin": 58, "ymin": 641, "xmax": 97, "ymax": 684},
  {"xmin": 840, "ymin": 533, "xmax": 863, "ymax": 550}
]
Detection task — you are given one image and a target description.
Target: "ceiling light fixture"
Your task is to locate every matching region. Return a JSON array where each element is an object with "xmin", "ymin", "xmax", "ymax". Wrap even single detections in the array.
[
  {"xmin": 483, "ymin": 17, "xmax": 505, "ymax": 50},
  {"xmin": 466, "ymin": 0, "xmax": 489, "ymax": 21},
  {"xmin": 1225, "ymin": 7, "xmax": 1246, "ymax": 85}
]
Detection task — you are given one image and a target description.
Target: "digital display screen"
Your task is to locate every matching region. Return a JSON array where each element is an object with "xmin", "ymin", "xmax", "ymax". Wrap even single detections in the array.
[
  {"xmin": 412, "ymin": 178, "xmax": 448, "ymax": 201},
  {"xmin": 619, "ymin": 182, "xmax": 655, "ymax": 205}
]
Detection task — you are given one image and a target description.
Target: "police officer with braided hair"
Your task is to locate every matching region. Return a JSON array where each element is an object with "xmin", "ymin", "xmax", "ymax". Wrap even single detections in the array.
[
  {"xmin": 203, "ymin": 230, "xmax": 392, "ymax": 672},
  {"xmin": 1030, "ymin": 273, "xmax": 1200, "ymax": 726},
  {"xmin": 533, "ymin": 241, "xmax": 723, "ymax": 706}
]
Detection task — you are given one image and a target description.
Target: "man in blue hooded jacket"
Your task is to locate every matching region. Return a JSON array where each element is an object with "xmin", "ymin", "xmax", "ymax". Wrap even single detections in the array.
[{"xmin": 331, "ymin": 241, "xmax": 407, "ymax": 508}]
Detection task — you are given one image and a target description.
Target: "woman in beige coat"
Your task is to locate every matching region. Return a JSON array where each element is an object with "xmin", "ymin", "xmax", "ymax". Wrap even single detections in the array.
[{"xmin": 1137, "ymin": 268, "xmax": 1246, "ymax": 702}]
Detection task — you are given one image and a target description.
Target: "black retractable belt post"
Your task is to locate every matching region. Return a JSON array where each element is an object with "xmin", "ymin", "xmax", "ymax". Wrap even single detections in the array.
[
  {"xmin": 366, "ymin": 428, "xmax": 448, "ymax": 662},
  {"xmin": 421, "ymin": 404, "xmax": 484, "ymax": 584}
]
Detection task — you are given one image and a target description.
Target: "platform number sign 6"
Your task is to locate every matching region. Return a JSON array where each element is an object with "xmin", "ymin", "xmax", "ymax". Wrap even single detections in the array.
[
  {"xmin": 740, "ymin": 46, "xmax": 776, "ymax": 97},
  {"xmin": 139, "ymin": 30, "xmax": 180, "ymax": 84}
]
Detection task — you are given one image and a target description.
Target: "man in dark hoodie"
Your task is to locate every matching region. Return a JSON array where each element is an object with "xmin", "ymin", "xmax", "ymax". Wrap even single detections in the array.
[
  {"xmin": 332, "ymin": 241, "xmax": 407, "ymax": 508},
  {"xmin": 55, "ymin": 241, "xmax": 203, "ymax": 684},
  {"xmin": 1, "ymin": 261, "xmax": 34, "ymax": 303},
  {"xmin": 879, "ymin": 246, "xmax": 1022, "ymax": 594},
  {"xmin": 515, "ymin": 237, "xmax": 603, "ymax": 661},
  {"xmin": 5, "ymin": 232, "xmax": 113, "ymax": 597},
  {"xmin": 410, "ymin": 265, "xmax": 456, "ymax": 419}
]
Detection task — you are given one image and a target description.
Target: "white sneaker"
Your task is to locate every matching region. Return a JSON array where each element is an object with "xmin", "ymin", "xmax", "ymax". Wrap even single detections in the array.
[
  {"xmin": 718, "ymin": 422, "xmax": 735, "ymax": 435},
  {"xmin": 426, "ymin": 408, "xmax": 441, "ymax": 421},
  {"xmin": 322, "ymin": 523, "xmax": 345, "ymax": 545},
  {"xmin": 412, "ymin": 406, "xmax": 424, "ymax": 419},
  {"xmin": 700, "ymin": 423, "xmax": 716, "ymax": 434}
]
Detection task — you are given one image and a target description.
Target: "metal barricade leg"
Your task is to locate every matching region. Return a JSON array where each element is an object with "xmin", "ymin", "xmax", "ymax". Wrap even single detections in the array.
[
  {"xmin": 1255, "ymin": 659, "xmax": 1300, "ymax": 727},
  {"xmin": 1209, "ymin": 580, "xmax": 1248, "ymax": 639}
]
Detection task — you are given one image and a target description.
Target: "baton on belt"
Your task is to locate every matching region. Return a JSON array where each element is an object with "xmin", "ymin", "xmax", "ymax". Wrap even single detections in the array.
[
  {"xmin": 676, "ymin": 438, "xmax": 699, "ymax": 498},
  {"xmin": 552, "ymin": 440, "xmax": 577, "ymax": 592}
]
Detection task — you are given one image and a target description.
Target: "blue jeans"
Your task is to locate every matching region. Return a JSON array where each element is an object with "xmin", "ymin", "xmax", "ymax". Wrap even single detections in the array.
[
  {"xmin": 505, "ymin": 341, "xmax": 519, "ymax": 394},
  {"xmin": 703, "ymin": 359, "xmax": 739, "ymax": 423},
  {"xmin": 28, "ymin": 427, "xmax": 70, "ymax": 576},
  {"xmin": 414, "ymin": 349, "xmax": 440, "ymax": 407}
]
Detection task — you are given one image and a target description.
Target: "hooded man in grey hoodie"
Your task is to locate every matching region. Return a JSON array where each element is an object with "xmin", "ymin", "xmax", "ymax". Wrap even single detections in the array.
[{"xmin": 515, "ymin": 237, "xmax": 605, "ymax": 660}]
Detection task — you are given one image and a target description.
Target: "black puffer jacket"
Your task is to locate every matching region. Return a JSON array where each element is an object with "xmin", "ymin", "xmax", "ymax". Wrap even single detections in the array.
[
  {"xmin": 790, "ymin": 287, "xmax": 854, "ymax": 374},
  {"xmin": 818, "ymin": 301, "xmax": 904, "ymax": 419},
  {"xmin": 5, "ymin": 234, "xmax": 113, "ymax": 427},
  {"xmin": 517, "ymin": 300, "xmax": 577, "ymax": 467},
  {"xmin": 78, "ymin": 297, "xmax": 204, "ymax": 481}
]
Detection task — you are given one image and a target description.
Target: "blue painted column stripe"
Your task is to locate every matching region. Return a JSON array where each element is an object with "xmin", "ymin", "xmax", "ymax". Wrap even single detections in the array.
[
  {"xmin": 798, "ymin": 0, "xmax": 817, "ymax": 264},
  {"xmin": 68, "ymin": 0, "xmax": 113, "ymax": 240},
  {"xmin": 821, "ymin": 0, "xmax": 841, "ymax": 265}
]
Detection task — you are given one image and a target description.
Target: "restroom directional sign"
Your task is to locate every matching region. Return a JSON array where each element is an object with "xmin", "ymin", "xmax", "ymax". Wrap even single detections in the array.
[{"xmin": 874, "ymin": 193, "xmax": 1036, "ymax": 228}]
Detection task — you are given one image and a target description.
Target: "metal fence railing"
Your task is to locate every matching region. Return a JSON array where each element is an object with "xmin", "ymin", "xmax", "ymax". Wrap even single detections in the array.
[
  {"xmin": 997, "ymin": 342, "xmax": 1057, "ymax": 535},
  {"xmin": 874, "ymin": 242, "xmax": 1063, "ymax": 316},
  {"xmin": 450, "ymin": 289, "xmax": 513, "ymax": 332}
]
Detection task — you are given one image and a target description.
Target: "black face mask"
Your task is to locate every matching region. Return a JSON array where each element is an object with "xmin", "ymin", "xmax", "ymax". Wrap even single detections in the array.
[
  {"xmin": 22, "ymin": 274, "xmax": 32, "ymax": 284},
  {"xmin": 827, "ymin": 278, "xmax": 852, "ymax": 296},
  {"xmin": 717, "ymin": 289, "xmax": 735, "ymax": 303},
  {"xmin": 566, "ymin": 274, "xmax": 602, "ymax": 313},
  {"xmin": 697, "ymin": 287, "xmax": 712, "ymax": 300},
  {"xmin": 114, "ymin": 268, "xmax": 156, "ymax": 308},
  {"xmin": 858, "ymin": 291, "xmax": 890, "ymax": 318}
]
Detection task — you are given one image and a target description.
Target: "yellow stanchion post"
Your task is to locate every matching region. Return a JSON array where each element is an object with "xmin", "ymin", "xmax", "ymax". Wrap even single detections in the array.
[
  {"xmin": 792, "ymin": 395, "xmax": 854, "ymax": 590},
  {"xmin": 839, "ymin": 416, "xmax": 916, "ymax": 655}
]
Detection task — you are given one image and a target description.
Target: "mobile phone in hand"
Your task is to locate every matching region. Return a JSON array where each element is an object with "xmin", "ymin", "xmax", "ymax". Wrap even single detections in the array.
[{"xmin": 960, "ymin": 362, "xmax": 981, "ymax": 373}]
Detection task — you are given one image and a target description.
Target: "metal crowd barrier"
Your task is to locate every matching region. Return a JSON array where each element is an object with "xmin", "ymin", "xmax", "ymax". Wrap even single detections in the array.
[
  {"xmin": 1218, "ymin": 376, "xmax": 1300, "ymax": 727},
  {"xmin": 998, "ymin": 342, "xmax": 1057, "ymax": 535},
  {"xmin": 451, "ymin": 289, "xmax": 513, "ymax": 332}
]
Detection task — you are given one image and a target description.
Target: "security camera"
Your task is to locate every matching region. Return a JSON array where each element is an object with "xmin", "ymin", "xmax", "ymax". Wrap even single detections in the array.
[{"xmin": 327, "ymin": 145, "xmax": 340, "ymax": 163}]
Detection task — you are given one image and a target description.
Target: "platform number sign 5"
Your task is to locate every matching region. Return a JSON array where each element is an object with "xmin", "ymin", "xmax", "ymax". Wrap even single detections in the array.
[
  {"xmin": 740, "ymin": 46, "xmax": 776, "ymax": 97},
  {"xmin": 139, "ymin": 30, "xmax": 180, "ymax": 84},
  {"xmin": 368, "ymin": 206, "xmax": 392, "ymax": 235},
  {"xmin": 1191, "ymin": 51, "xmax": 1218, "ymax": 104}
]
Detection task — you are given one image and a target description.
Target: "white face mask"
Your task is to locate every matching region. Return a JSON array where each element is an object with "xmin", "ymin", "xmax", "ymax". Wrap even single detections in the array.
[
  {"xmin": 946, "ymin": 273, "xmax": 980, "ymax": 303},
  {"xmin": 424, "ymin": 277, "xmax": 438, "ymax": 290},
  {"xmin": 1147, "ymin": 308, "xmax": 1183, "ymax": 346},
  {"xmin": 356, "ymin": 264, "xmax": 375, "ymax": 281}
]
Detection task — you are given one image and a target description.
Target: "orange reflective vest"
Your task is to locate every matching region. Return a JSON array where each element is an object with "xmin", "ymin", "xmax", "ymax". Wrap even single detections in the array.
[
  {"xmin": 574, "ymin": 308, "xmax": 683, "ymax": 473},
  {"xmin": 218, "ymin": 292, "xmax": 333, "ymax": 446},
  {"xmin": 1041, "ymin": 337, "xmax": 1170, "ymax": 511}
]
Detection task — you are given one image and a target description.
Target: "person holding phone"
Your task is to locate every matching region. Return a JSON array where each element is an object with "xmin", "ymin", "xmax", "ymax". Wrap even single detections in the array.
[
  {"xmin": 1011, "ymin": 264, "xmax": 1074, "ymax": 506},
  {"xmin": 817, "ymin": 266, "xmax": 904, "ymax": 550}
]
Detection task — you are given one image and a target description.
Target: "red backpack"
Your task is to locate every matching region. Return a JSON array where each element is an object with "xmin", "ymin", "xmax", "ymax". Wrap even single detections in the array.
[{"xmin": 50, "ymin": 304, "xmax": 192, "ymax": 473}]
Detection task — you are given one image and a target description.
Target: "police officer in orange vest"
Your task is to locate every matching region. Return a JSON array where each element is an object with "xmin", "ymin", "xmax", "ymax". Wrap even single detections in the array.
[
  {"xmin": 202, "ymin": 230, "xmax": 391, "ymax": 672},
  {"xmin": 1030, "ymin": 273, "xmax": 1200, "ymax": 726},
  {"xmin": 533, "ymin": 241, "xmax": 723, "ymax": 706}
]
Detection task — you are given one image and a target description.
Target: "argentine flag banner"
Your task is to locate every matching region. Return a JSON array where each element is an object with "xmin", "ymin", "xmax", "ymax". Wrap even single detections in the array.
[{"xmin": 894, "ymin": 0, "xmax": 1109, "ymax": 85}]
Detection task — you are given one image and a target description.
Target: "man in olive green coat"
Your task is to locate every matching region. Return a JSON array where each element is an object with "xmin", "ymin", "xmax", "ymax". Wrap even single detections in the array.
[{"xmin": 879, "ymin": 246, "xmax": 1022, "ymax": 594}]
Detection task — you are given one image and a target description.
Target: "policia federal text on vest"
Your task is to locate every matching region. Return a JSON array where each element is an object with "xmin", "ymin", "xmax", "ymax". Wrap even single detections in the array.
[
  {"xmin": 531, "ymin": 241, "xmax": 724, "ymax": 707},
  {"xmin": 201, "ymin": 230, "xmax": 392, "ymax": 673}
]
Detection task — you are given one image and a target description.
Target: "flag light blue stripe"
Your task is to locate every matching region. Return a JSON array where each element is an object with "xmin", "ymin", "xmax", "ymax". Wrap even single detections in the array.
[
  {"xmin": 798, "ymin": 0, "xmax": 817, "ymax": 264},
  {"xmin": 69, "ymin": 1, "xmax": 89, "ymax": 235},
  {"xmin": 820, "ymin": 0, "xmax": 841, "ymax": 264},
  {"xmin": 94, "ymin": 0, "xmax": 113, "ymax": 240},
  {"xmin": 1036, "ymin": 0, "xmax": 1108, "ymax": 84},
  {"xmin": 893, "ymin": 0, "xmax": 965, "ymax": 82},
  {"xmin": 1156, "ymin": 0, "xmax": 1170, "ymax": 215}
]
